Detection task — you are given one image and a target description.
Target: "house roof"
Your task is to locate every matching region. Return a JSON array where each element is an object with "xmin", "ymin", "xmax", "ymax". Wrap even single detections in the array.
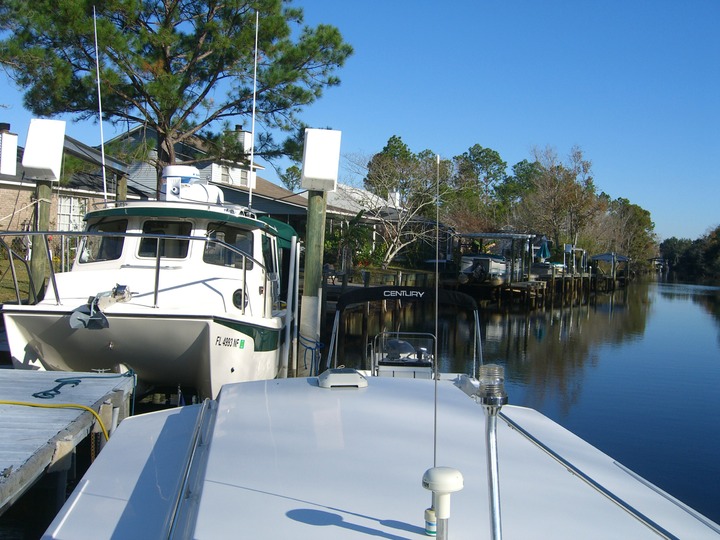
[
  {"xmin": 69, "ymin": 172, "xmax": 150, "ymax": 199},
  {"xmin": 218, "ymin": 176, "xmax": 356, "ymax": 218},
  {"xmin": 105, "ymin": 125, "xmax": 265, "ymax": 171},
  {"xmin": 1, "ymin": 127, "xmax": 371, "ymax": 223},
  {"xmin": 64, "ymin": 136, "xmax": 128, "ymax": 175},
  {"xmin": 297, "ymin": 183, "xmax": 390, "ymax": 217},
  {"xmin": 1, "ymin": 138, "xmax": 130, "ymax": 191}
]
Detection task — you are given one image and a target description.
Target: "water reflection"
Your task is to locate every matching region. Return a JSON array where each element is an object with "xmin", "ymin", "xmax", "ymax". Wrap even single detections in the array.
[
  {"xmin": 334, "ymin": 281, "xmax": 720, "ymax": 524},
  {"xmin": 338, "ymin": 285, "xmax": 653, "ymax": 410},
  {"xmin": 484, "ymin": 285, "xmax": 652, "ymax": 416},
  {"xmin": 656, "ymin": 282, "xmax": 720, "ymax": 345}
]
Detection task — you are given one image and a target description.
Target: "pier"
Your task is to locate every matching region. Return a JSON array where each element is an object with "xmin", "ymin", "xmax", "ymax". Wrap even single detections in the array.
[
  {"xmin": 0, "ymin": 369, "xmax": 134, "ymax": 525},
  {"xmin": 321, "ymin": 267, "xmax": 626, "ymax": 313}
]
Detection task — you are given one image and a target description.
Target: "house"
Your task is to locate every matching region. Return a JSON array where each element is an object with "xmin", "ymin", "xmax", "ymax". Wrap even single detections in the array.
[
  {"xmin": 0, "ymin": 123, "xmax": 133, "ymax": 234},
  {"xmin": 104, "ymin": 125, "xmax": 369, "ymax": 237},
  {"xmin": 0, "ymin": 123, "xmax": 369, "ymax": 245}
]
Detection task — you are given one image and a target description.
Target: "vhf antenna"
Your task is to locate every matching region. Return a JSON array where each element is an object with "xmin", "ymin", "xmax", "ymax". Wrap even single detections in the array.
[{"xmin": 248, "ymin": 10, "xmax": 259, "ymax": 210}]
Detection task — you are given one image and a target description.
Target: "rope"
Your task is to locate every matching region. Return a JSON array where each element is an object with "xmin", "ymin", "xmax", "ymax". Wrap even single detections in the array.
[
  {"xmin": 30, "ymin": 371, "xmax": 136, "ymax": 413},
  {"xmin": 0, "ymin": 400, "xmax": 110, "ymax": 441},
  {"xmin": 0, "ymin": 198, "xmax": 52, "ymax": 223},
  {"xmin": 0, "ymin": 370, "xmax": 136, "ymax": 443},
  {"xmin": 298, "ymin": 334, "xmax": 324, "ymax": 376}
]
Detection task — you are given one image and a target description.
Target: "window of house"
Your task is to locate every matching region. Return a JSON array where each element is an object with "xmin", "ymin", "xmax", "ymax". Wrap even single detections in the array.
[{"xmin": 57, "ymin": 196, "xmax": 88, "ymax": 231}]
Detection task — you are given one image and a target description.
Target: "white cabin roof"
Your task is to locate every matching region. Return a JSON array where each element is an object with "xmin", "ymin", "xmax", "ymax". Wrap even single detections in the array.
[{"xmin": 44, "ymin": 375, "xmax": 720, "ymax": 539}]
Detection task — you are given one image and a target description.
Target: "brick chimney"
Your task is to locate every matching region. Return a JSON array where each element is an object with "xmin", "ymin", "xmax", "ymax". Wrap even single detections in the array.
[{"xmin": 0, "ymin": 122, "xmax": 18, "ymax": 176}]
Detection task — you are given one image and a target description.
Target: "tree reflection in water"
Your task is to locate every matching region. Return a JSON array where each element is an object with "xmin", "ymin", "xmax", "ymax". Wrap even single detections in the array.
[{"xmin": 334, "ymin": 280, "xmax": 720, "ymax": 525}]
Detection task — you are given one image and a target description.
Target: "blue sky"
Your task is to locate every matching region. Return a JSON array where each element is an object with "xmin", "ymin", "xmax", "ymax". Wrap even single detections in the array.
[
  {"xmin": 2, "ymin": 1, "xmax": 718, "ymax": 241},
  {"xmin": 298, "ymin": 0, "xmax": 720, "ymax": 241}
]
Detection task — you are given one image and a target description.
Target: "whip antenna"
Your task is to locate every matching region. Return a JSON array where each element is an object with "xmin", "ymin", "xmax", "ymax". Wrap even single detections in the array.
[
  {"xmin": 248, "ymin": 10, "xmax": 259, "ymax": 210},
  {"xmin": 433, "ymin": 153, "xmax": 440, "ymax": 466},
  {"xmin": 93, "ymin": 6, "xmax": 108, "ymax": 201}
]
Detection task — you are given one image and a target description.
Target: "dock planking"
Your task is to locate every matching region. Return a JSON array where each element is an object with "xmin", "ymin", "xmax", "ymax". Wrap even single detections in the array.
[{"xmin": 0, "ymin": 369, "xmax": 134, "ymax": 514}]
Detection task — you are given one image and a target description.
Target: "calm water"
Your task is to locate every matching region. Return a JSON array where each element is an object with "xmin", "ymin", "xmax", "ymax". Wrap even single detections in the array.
[{"xmin": 337, "ymin": 280, "xmax": 720, "ymax": 524}]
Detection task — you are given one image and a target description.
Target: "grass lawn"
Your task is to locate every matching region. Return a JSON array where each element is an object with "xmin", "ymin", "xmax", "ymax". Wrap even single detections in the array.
[{"xmin": 0, "ymin": 258, "xmax": 33, "ymax": 304}]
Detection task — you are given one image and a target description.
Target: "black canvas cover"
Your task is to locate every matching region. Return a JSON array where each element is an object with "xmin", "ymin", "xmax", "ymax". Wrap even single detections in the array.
[{"xmin": 335, "ymin": 286, "xmax": 478, "ymax": 313}]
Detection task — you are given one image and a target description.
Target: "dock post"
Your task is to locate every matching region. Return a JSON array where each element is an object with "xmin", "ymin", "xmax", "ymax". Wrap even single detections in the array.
[{"xmin": 297, "ymin": 128, "xmax": 341, "ymax": 377}]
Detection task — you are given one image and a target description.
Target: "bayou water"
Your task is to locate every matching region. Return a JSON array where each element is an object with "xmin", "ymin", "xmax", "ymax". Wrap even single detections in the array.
[{"xmin": 337, "ymin": 279, "xmax": 720, "ymax": 525}]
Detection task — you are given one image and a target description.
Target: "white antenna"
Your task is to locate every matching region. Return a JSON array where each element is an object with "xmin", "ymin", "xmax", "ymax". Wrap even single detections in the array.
[
  {"xmin": 248, "ymin": 10, "xmax": 259, "ymax": 209},
  {"xmin": 93, "ymin": 6, "xmax": 108, "ymax": 201},
  {"xmin": 433, "ymin": 153, "xmax": 440, "ymax": 467}
]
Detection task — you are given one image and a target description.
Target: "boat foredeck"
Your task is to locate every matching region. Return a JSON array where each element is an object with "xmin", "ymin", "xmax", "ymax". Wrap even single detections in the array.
[{"xmin": 43, "ymin": 375, "xmax": 720, "ymax": 539}]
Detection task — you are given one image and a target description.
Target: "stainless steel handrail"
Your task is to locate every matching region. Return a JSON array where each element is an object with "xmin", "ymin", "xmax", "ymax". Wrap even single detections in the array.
[
  {"xmin": 166, "ymin": 398, "xmax": 216, "ymax": 539},
  {"xmin": 0, "ymin": 231, "xmax": 271, "ymax": 314},
  {"xmin": 0, "ymin": 236, "xmax": 39, "ymax": 305}
]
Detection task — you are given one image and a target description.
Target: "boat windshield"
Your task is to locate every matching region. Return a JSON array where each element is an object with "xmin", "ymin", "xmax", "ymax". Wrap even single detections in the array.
[
  {"xmin": 78, "ymin": 219, "xmax": 127, "ymax": 263},
  {"xmin": 203, "ymin": 223, "xmax": 254, "ymax": 269},
  {"xmin": 138, "ymin": 220, "xmax": 192, "ymax": 259}
]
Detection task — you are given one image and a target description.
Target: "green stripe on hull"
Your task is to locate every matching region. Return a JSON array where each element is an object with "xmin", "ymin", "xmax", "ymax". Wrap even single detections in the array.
[{"xmin": 215, "ymin": 318, "xmax": 280, "ymax": 352}]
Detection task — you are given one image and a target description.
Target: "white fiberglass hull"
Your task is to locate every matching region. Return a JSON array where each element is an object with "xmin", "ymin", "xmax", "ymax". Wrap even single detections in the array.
[
  {"xmin": 2, "ymin": 307, "xmax": 282, "ymax": 398},
  {"xmin": 0, "ymin": 192, "xmax": 299, "ymax": 399},
  {"xmin": 43, "ymin": 374, "xmax": 720, "ymax": 539},
  {"xmin": 459, "ymin": 254, "xmax": 507, "ymax": 284}
]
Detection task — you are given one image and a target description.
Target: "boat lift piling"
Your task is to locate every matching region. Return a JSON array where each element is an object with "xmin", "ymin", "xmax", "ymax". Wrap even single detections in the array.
[{"xmin": 297, "ymin": 128, "xmax": 341, "ymax": 377}]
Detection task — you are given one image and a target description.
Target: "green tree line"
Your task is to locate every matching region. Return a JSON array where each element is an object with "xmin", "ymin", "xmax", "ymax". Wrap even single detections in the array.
[
  {"xmin": 660, "ymin": 227, "xmax": 720, "ymax": 280},
  {"xmin": 357, "ymin": 136, "xmax": 658, "ymax": 270}
]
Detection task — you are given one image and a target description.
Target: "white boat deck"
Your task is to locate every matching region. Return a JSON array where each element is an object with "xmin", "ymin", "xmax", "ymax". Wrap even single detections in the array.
[
  {"xmin": 43, "ymin": 374, "xmax": 720, "ymax": 539},
  {"xmin": 0, "ymin": 369, "xmax": 135, "ymax": 513}
]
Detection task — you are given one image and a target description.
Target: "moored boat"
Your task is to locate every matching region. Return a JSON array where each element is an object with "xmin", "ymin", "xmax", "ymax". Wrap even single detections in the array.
[
  {"xmin": 458, "ymin": 253, "xmax": 507, "ymax": 286},
  {"xmin": 38, "ymin": 285, "xmax": 720, "ymax": 538},
  {"xmin": 1, "ymin": 166, "xmax": 299, "ymax": 398},
  {"xmin": 326, "ymin": 285, "xmax": 482, "ymax": 379},
  {"xmin": 41, "ymin": 370, "xmax": 720, "ymax": 538},
  {"xmin": 530, "ymin": 260, "xmax": 565, "ymax": 278}
]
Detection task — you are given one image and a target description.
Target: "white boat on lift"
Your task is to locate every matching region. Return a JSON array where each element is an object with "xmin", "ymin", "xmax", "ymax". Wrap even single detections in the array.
[
  {"xmin": 458, "ymin": 253, "xmax": 507, "ymax": 286},
  {"xmin": 40, "ymin": 286, "xmax": 720, "ymax": 538},
  {"xmin": 1, "ymin": 166, "xmax": 299, "ymax": 399}
]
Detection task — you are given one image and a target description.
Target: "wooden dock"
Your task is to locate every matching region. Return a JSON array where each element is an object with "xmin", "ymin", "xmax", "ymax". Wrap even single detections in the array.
[
  {"xmin": 0, "ymin": 369, "xmax": 134, "ymax": 515},
  {"xmin": 499, "ymin": 280, "xmax": 547, "ymax": 309}
]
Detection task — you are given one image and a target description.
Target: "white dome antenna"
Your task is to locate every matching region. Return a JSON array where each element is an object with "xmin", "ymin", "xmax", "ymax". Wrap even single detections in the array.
[{"xmin": 422, "ymin": 466, "xmax": 463, "ymax": 539}]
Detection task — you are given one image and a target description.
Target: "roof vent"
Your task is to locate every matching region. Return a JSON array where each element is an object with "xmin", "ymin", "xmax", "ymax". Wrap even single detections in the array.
[{"xmin": 318, "ymin": 368, "xmax": 368, "ymax": 389}]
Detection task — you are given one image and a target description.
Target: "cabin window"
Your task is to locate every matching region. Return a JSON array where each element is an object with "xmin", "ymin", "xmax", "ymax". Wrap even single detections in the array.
[
  {"xmin": 203, "ymin": 223, "xmax": 254, "ymax": 269},
  {"xmin": 261, "ymin": 233, "xmax": 275, "ymax": 273},
  {"xmin": 262, "ymin": 233, "xmax": 280, "ymax": 303},
  {"xmin": 79, "ymin": 219, "xmax": 127, "ymax": 263},
  {"xmin": 138, "ymin": 220, "xmax": 192, "ymax": 259}
]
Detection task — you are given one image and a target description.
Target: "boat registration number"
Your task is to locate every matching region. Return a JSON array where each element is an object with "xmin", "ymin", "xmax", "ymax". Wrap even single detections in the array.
[{"xmin": 215, "ymin": 336, "xmax": 246, "ymax": 349}]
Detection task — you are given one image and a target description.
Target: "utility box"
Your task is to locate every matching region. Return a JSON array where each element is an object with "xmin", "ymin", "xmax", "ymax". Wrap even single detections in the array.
[
  {"xmin": 22, "ymin": 119, "xmax": 66, "ymax": 181},
  {"xmin": 300, "ymin": 128, "xmax": 342, "ymax": 192}
]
